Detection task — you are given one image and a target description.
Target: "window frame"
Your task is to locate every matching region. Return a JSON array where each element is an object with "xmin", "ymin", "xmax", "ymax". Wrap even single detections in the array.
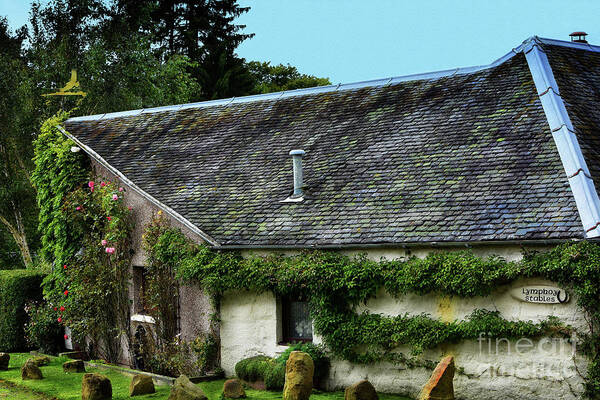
[{"xmin": 280, "ymin": 295, "xmax": 313, "ymax": 344}]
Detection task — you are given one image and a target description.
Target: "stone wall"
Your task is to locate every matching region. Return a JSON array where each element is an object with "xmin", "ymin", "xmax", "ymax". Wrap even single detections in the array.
[
  {"xmin": 221, "ymin": 244, "xmax": 587, "ymax": 400},
  {"xmin": 90, "ymin": 160, "xmax": 214, "ymax": 362}
]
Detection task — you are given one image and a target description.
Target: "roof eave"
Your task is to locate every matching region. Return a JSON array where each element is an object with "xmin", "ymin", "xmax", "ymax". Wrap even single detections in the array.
[{"xmin": 56, "ymin": 124, "xmax": 221, "ymax": 247}]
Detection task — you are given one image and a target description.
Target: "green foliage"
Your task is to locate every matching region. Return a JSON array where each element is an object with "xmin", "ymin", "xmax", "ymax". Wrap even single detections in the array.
[
  {"xmin": 0, "ymin": 353, "xmax": 172, "ymax": 399},
  {"xmin": 52, "ymin": 180, "xmax": 133, "ymax": 363},
  {"xmin": 32, "ymin": 114, "xmax": 89, "ymax": 267},
  {"xmin": 142, "ymin": 213, "xmax": 190, "ymax": 344},
  {"xmin": 0, "ymin": 19, "xmax": 39, "ymax": 267},
  {"xmin": 24, "ymin": 301, "xmax": 64, "ymax": 354},
  {"xmin": 264, "ymin": 362, "xmax": 286, "ymax": 391},
  {"xmin": 235, "ymin": 344, "xmax": 330, "ymax": 390},
  {"xmin": 247, "ymin": 61, "xmax": 332, "ymax": 94},
  {"xmin": 235, "ymin": 356, "xmax": 273, "ymax": 382},
  {"xmin": 158, "ymin": 216, "xmax": 600, "ymax": 397},
  {"xmin": 0, "ymin": 270, "xmax": 45, "ymax": 351},
  {"xmin": 264, "ymin": 343, "xmax": 330, "ymax": 390}
]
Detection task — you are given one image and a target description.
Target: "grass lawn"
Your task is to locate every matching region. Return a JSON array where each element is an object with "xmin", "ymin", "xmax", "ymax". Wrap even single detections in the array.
[
  {"xmin": 201, "ymin": 379, "xmax": 412, "ymax": 400},
  {"xmin": 0, "ymin": 354, "xmax": 412, "ymax": 400},
  {"xmin": 0, "ymin": 353, "xmax": 170, "ymax": 399}
]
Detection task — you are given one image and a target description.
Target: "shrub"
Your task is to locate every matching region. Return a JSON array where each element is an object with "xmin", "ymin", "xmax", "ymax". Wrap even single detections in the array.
[
  {"xmin": 264, "ymin": 362, "xmax": 285, "ymax": 390},
  {"xmin": 236, "ymin": 344, "xmax": 330, "ymax": 390},
  {"xmin": 25, "ymin": 301, "xmax": 64, "ymax": 354},
  {"xmin": 0, "ymin": 270, "xmax": 45, "ymax": 351},
  {"xmin": 235, "ymin": 355, "xmax": 272, "ymax": 382}
]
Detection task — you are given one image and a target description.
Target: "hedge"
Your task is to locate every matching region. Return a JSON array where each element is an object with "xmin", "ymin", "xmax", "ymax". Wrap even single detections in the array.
[{"xmin": 0, "ymin": 270, "xmax": 45, "ymax": 351}]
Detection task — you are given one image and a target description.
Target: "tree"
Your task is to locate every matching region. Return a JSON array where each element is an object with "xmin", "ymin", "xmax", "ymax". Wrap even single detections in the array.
[
  {"xmin": 247, "ymin": 61, "xmax": 331, "ymax": 94},
  {"xmin": 0, "ymin": 18, "xmax": 38, "ymax": 267},
  {"xmin": 112, "ymin": 0, "xmax": 255, "ymax": 100}
]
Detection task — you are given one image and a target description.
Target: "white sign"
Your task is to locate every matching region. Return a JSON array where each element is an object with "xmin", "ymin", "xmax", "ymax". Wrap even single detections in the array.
[{"xmin": 510, "ymin": 286, "xmax": 569, "ymax": 304}]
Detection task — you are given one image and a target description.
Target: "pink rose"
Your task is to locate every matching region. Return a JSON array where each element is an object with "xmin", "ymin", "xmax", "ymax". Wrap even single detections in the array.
[
  {"xmin": 76, "ymin": 206, "xmax": 81, "ymax": 211},
  {"xmin": 100, "ymin": 182, "xmax": 106, "ymax": 187},
  {"xmin": 112, "ymin": 194, "xmax": 118, "ymax": 201},
  {"xmin": 101, "ymin": 239, "xmax": 107, "ymax": 246},
  {"xmin": 88, "ymin": 181, "xmax": 94, "ymax": 192},
  {"xmin": 105, "ymin": 247, "xmax": 116, "ymax": 254},
  {"xmin": 118, "ymin": 187, "xmax": 124, "ymax": 192}
]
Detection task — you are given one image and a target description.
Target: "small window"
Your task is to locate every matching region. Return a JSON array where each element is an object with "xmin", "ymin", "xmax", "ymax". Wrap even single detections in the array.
[
  {"xmin": 282, "ymin": 296, "xmax": 312, "ymax": 343},
  {"xmin": 133, "ymin": 266, "xmax": 149, "ymax": 314}
]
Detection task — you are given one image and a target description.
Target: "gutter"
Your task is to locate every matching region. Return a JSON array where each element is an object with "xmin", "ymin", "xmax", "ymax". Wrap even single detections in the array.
[
  {"xmin": 56, "ymin": 124, "xmax": 221, "ymax": 247},
  {"xmin": 215, "ymin": 238, "xmax": 592, "ymax": 251}
]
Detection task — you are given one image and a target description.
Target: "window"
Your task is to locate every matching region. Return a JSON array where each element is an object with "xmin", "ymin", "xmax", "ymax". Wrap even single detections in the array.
[
  {"xmin": 132, "ymin": 266, "xmax": 149, "ymax": 314},
  {"xmin": 281, "ymin": 296, "xmax": 312, "ymax": 343}
]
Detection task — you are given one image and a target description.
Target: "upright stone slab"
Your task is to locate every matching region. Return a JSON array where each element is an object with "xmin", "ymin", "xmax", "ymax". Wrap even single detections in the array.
[
  {"xmin": 0, "ymin": 353, "xmax": 9, "ymax": 370},
  {"xmin": 31, "ymin": 355, "xmax": 51, "ymax": 367},
  {"xmin": 418, "ymin": 355, "xmax": 455, "ymax": 400},
  {"xmin": 21, "ymin": 359, "xmax": 43, "ymax": 380},
  {"xmin": 345, "ymin": 380, "xmax": 378, "ymax": 400},
  {"xmin": 283, "ymin": 351, "xmax": 314, "ymax": 400},
  {"xmin": 223, "ymin": 378, "xmax": 246, "ymax": 398},
  {"xmin": 168, "ymin": 374, "xmax": 207, "ymax": 400},
  {"xmin": 82, "ymin": 373, "xmax": 112, "ymax": 400},
  {"xmin": 63, "ymin": 359, "xmax": 86, "ymax": 373},
  {"xmin": 130, "ymin": 374, "xmax": 155, "ymax": 396}
]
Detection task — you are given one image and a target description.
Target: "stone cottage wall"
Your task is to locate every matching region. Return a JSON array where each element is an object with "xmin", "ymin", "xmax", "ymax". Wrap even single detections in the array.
[
  {"xmin": 220, "ymin": 244, "xmax": 587, "ymax": 400},
  {"xmin": 90, "ymin": 160, "xmax": 214, "ymax": 364}
]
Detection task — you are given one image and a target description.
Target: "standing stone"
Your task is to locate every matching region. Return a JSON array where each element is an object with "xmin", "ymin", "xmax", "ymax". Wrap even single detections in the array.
[
  {"xmin": 82, "ymin": 373, "xmax": 112, "ymax": 400},
  {"xmin": 283, "ymin": 351, "xmax": 314, "ymax": 400},
  {"xmin": 21, "ymin": 359, "xmax": 43, "ymax": 380},
  {"xmin": 0, "ymin": 353, "xmax": 9, "ymax": 370},
  {"xmin": 418, "ymin": 355, "xmax": 455, "ymax": 400},
  {"xmin": 168, "ymin": 374, "xmax": 207, "ymax": 400},
  {"xmin": 31, "ymin": 355, "xmax": 51, "ymax": 367},
  {"xmin": 345, "ymin": 380, "xmax": 378, "ymax": 400},
  {"xmin": 223, "ymin": 378, "xmax": 246, "ymax": 398},
  {"xmin": 63, "ymin": 359, "xmax": 86, "ymax": 373},
  {"xmin": 130, "ymin": 374, "xmax": 155, "ymax": 396}
]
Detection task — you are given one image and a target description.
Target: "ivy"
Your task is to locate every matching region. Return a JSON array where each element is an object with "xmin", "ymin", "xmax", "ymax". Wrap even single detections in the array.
[
  {"xmin": 33, "ymin": 115, "xmax": 600, "ymax": 397},
  {"xmin": 31, "ymin": 112, "xmax": 89, "ymax": 267},
  {"xmin": 167, "ymin": 224, "xmax": 600, "ymax": 397},
  {"xmin": 33, "ymin": 115, "xmax": 134, "ymax": 363}
]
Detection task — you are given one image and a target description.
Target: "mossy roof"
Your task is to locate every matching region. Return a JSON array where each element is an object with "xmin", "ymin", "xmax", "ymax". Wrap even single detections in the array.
[{"xmin": 63, "ymin": 38, "xmax": 600, "ymax": 247}]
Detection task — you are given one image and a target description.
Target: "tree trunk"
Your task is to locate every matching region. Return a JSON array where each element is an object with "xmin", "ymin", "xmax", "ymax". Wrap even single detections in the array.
[{"xmin": 0, "ymin": 213, "xmax": 33, "ymax": 267}]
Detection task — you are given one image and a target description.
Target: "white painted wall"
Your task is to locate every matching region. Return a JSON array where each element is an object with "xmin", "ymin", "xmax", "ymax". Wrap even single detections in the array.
[{"xmin": 220, "ymin": 245, "xmax": 588, "ymax": 400}]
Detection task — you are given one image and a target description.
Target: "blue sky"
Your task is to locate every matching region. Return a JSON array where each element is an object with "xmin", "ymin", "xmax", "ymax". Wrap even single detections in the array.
[{"xmin": 2, "ymin": 0, "xmax": 600, "ymax": 83}]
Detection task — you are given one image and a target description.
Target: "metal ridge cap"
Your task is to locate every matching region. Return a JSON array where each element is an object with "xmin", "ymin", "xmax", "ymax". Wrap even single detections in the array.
[
  {"xmin": 524, "ymin": 42, "xmax": 600, "ymax": 238},
  {"xmin": 55, "ymin": 124, "xmax": 221, "ymax": 247},
  {"xmin": 65, "ymin": 39, "xmax": 530, "ymax": 123},
  {"xmin": 536, "ymin": 36, "xmax": 600, "ymax": 53}
]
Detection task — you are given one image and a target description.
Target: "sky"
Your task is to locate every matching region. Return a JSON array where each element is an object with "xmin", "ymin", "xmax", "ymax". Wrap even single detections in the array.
[{"xmin": 2, "ymin": 0, "xmax": 600, "ymax": 83}]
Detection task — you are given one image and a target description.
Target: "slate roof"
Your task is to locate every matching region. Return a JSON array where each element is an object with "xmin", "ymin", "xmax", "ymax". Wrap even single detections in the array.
[{"xmin": 62, "ymin": 37, "xmax": 600, "ymax": 247}]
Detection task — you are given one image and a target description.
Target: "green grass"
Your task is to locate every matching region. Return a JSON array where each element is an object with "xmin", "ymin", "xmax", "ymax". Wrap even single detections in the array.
[
  {"xmin": 200, "ymin": 379, "xmax": 412, "ymax": 400},
  {"xmin": 0, "ymin": 382, "xmax": 54, "ymax": 400},
  {"xmin": 0, "ymin": 354, "xmax": 412, "ymax": 400},
  {"xmin": 0, "ymin": 353, "xmax": 170, "ymax": 399}
]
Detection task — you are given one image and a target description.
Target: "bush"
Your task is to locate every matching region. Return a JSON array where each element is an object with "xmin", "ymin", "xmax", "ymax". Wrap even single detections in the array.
[
  {"xmin": 235, "ymin": 355, "xmax": 272, "ymax": 382},
  {"xmin": 25, "ymin": 301, "xmax": 64, "ymax": 354},
  {"xmin": 236, "ymin": 344, "xmax": 330, "ymax": 390},
  {"xmin": 0, "ymin": 270, "xmax": 45, "ymax": 351},
  {"xmin": 264, "ymin": 362, "xmax": 285, "ymax": 390}
]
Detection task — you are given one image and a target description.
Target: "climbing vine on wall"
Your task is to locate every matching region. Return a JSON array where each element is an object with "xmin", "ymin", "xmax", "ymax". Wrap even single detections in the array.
[
  {"xmin": 144, "ymin": 217, "xmax": 600, "ymax": 398},
  {"xmin": 32, "ymin": 112, "xmax": 89, "ymax": 267},
  {"xmin": 33, "ymin": 116, "xmax": 134, "ymax": 363}
]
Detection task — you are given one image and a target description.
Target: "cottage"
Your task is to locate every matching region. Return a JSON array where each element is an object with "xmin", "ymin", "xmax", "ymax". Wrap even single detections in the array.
[{"xmin": 60, "ymin": 36, "xmax": 600, "ymax": 399}]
